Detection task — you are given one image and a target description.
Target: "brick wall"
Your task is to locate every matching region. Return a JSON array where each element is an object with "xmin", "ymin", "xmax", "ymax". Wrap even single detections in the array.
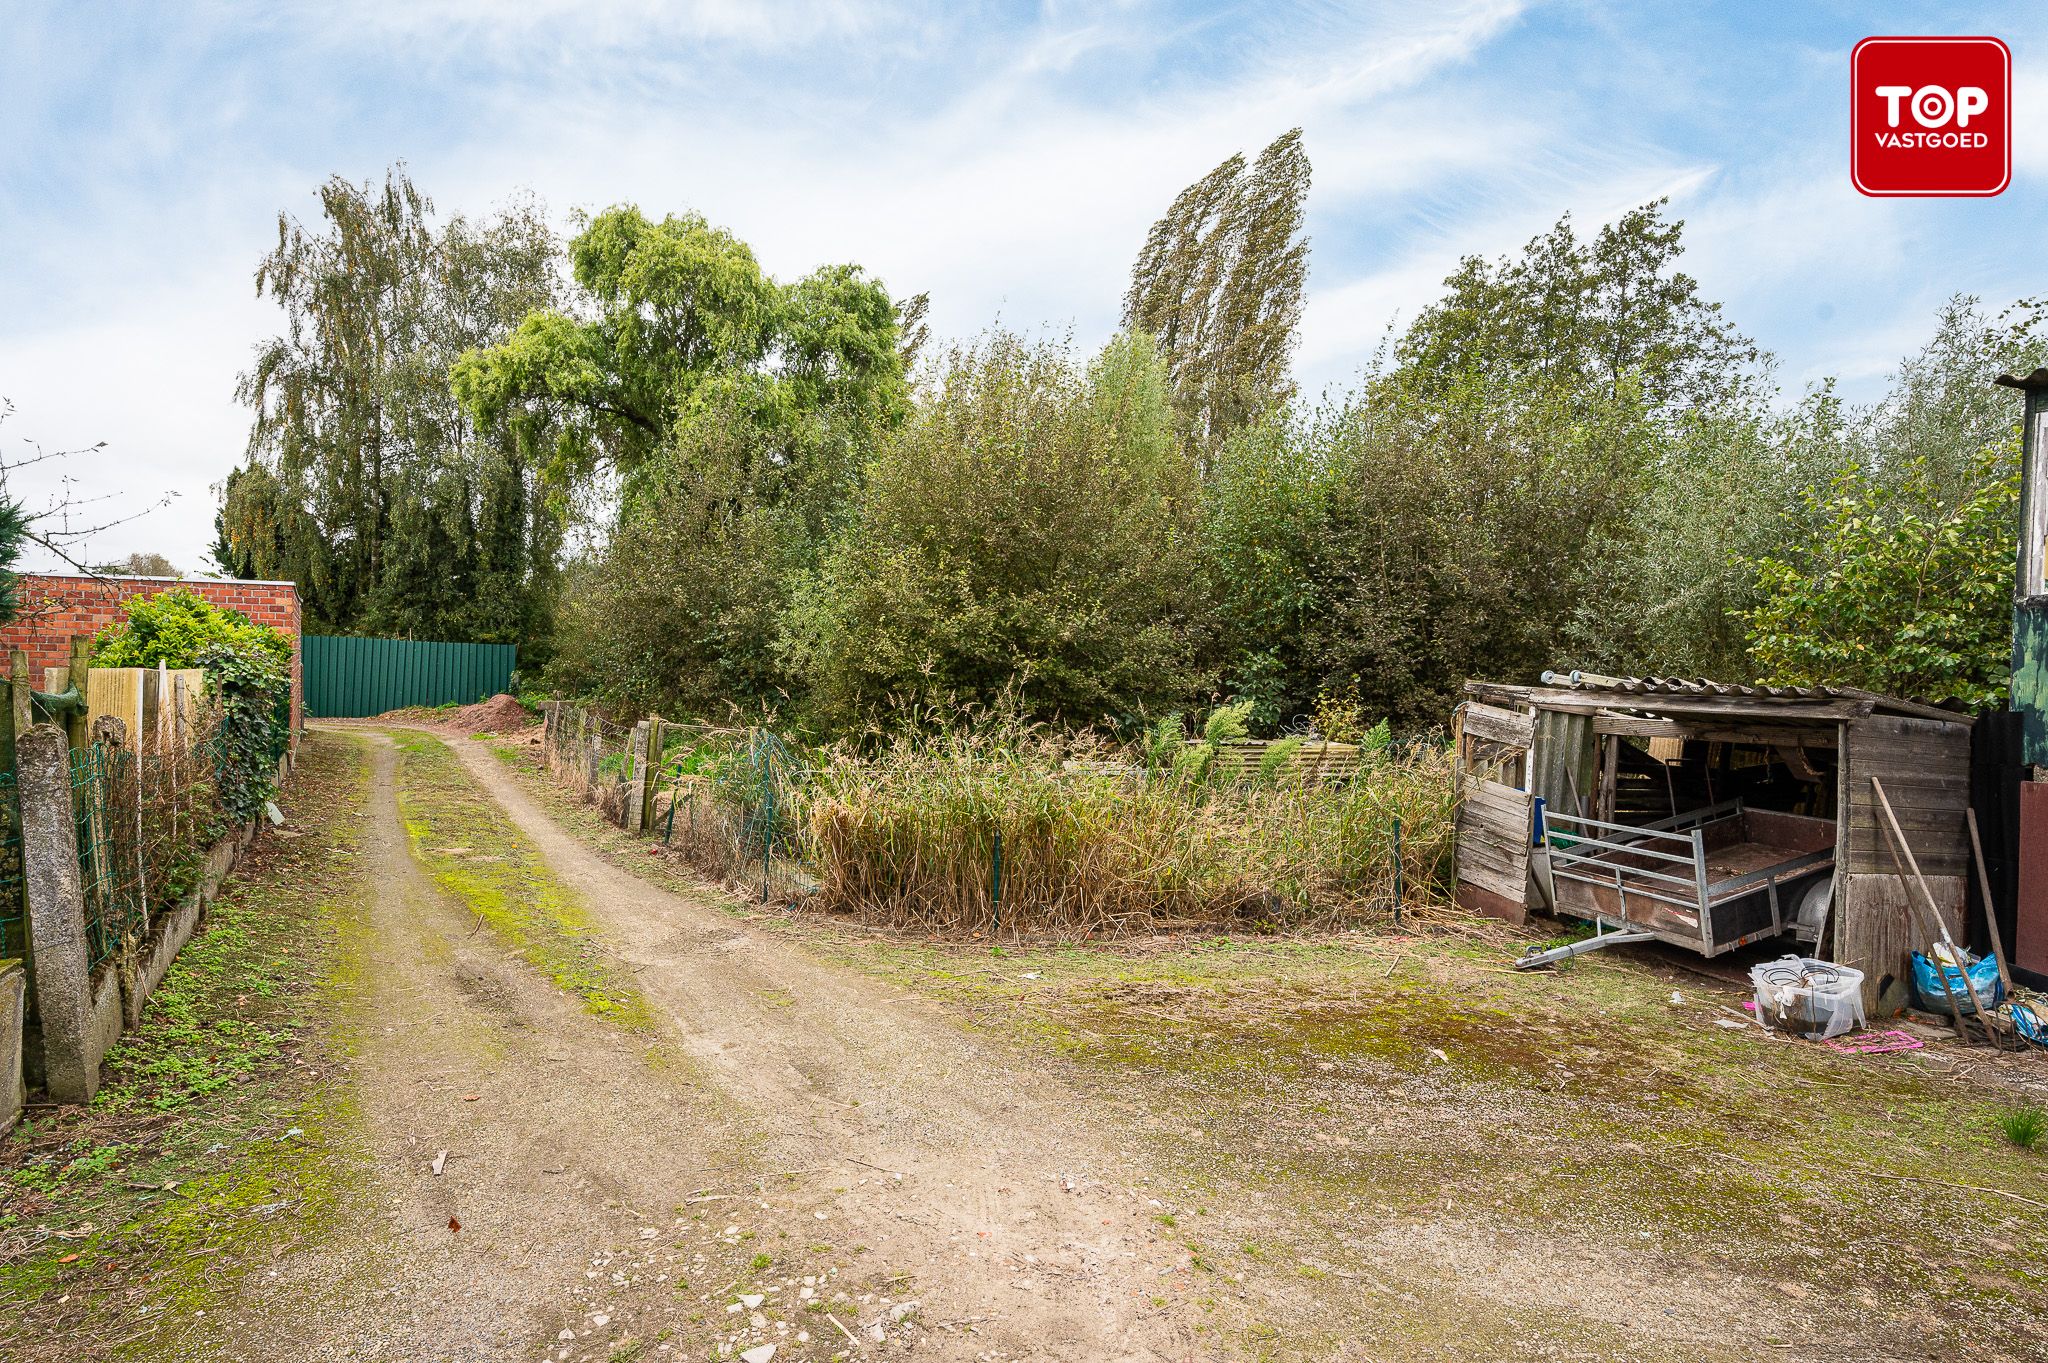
[{"xmin": 0, "ymin": 575, "xmax": 303, "ymax": 731}]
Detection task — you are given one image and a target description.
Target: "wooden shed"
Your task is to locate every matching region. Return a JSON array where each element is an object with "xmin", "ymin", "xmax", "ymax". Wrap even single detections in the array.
[{"xmin": 1453, "ymin": 674, "xmax": 1974, "ymax": 1010}]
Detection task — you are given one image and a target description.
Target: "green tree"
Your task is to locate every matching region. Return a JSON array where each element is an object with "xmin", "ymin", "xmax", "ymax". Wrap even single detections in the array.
[
  {"xmin": 1855, "ymin": 294, "xmax": 2046, "ymax": 512},
  {"xmin": 1315, "ymin": 372, "xmax": 1660, "ymax": 727},
  {"xmin": 1613, "ymin": 391, "xmax": 1848, "ymax": 679},
  {"xmin": 1198, "ymin": 410, "xmax": 1336, "ymax": 729},
  {"xmin": 1396, "ymin": 200, "xmax": 1759, "ymax": 421},
  {"xmin": 789, "ymin": 331, "xmax": 1206, "ymax": 725},
  {"xmin": 454, "ymin": 206, "xmax": 906, "ymax": 494},
  {"xmin": 545, "ymin": 391, "xmax": 863, "ymax": 716},
  {"xmin": 486, "ymin": 206, "xmax": 914, "ymax": 712},
  {"xmin": 220, "ymin": 167, "xmax": 563, "ymax": 644},
  {"xmin": 1124, "ymin": 130, "xmax": 1310, "ymax": 458},
  {"xmin": 1744, "ymin": 451, "xmax": 2017, "ymax": 708}
]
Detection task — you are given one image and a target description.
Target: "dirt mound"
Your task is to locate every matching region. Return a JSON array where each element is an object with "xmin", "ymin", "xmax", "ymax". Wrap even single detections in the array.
[{"xmin": 447, "ymin": 692, "xmax": 535, "ymax": 734}]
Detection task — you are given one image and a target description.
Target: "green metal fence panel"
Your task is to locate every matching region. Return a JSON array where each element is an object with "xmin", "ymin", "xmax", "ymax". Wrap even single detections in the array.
[{"xmin": 302, "ymin": 636, "xmax": 517, "ymax": 719}]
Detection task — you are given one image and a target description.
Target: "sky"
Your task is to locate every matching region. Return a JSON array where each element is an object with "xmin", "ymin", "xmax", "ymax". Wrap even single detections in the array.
[{"xmin": 2, "ymin": 0, "xmax": 2045, "ymax": 572}]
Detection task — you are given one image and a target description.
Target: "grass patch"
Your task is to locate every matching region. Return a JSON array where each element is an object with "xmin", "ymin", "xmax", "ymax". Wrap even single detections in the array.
[
  {"xmin": 1998, "ymin": 1105, "xmax": 2046, "ymax": 1151},
  {"xmin": 0, "ymin": 733, "xmax": 374, "ymax": 1360},
  {"xmin": 392, "ymin": 732, "xmax": 653, "ymax": 1029}
]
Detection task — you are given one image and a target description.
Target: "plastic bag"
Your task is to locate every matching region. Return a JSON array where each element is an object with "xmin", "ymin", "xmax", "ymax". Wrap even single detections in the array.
[
  {"xmin": 1910, "ymin": 951, "xmax": 2003, "ymax": 1015},
  {"xmin": 2011, "ymin": 1000, "xmax": 2047, "ymax": 1048}
]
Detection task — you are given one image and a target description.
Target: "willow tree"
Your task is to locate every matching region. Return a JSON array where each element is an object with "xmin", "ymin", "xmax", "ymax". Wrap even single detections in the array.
[
  {"xmin": 453, "ymin": 205, "xmax": 907, "ymax": 496},
  {"xmin": 219, "ymin": 167, "xmax": 563, "ymax": 644},
  {"xmin": 460, "ymin": 205, "xmax": 914, "ymax": 711},
  {"xmin": 1124, "ymin": 129, "xmax": 1311, "ymax": 459}
]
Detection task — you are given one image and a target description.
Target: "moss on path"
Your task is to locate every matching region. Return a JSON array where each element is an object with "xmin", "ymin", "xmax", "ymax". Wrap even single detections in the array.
[
  {"xmin": 0, "ymin": 733, "xmax": 375, "ymax": 1361},
  {"xmin": 391, "ymin": 732, "xmax": 653, "ymax": 1029}
]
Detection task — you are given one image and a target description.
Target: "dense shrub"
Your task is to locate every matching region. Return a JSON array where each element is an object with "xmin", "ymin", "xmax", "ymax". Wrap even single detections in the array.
[
  {"xmin": 788, "ymin": 330, "xmax": 1207, "ymax": 726},
  {"xmin": 89, "ymin": 589, "xmax": 292, "ymax": 824},
  {"xmin": 1745, "ymin": 450, "xmax": 2018, "ymax": 708},
  {"xmin": 1203, "ymin": 370, "xmax": 1659, "ymax": 730}
]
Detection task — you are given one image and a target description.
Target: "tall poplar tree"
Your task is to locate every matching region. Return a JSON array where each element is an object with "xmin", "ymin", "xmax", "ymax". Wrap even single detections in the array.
[{"xmin": 1124, "ymin": 129, "xmax": 1311, "ymax": 459}]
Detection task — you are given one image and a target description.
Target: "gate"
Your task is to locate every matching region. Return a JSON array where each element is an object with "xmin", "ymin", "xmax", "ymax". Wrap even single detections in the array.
[{"xmin": 302, "ymin": 636, "xmax": 517, "ymax": 719}]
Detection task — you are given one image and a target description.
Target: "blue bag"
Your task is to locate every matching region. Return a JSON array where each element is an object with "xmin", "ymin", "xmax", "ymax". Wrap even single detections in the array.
[
  {"xmin": 2014, "ymin": 1001, "xmax": 2048, "ymax": 1048},
  {"xmin": 1911, "ymin": 951, "xmax": 2003, "ymax": 1015}
]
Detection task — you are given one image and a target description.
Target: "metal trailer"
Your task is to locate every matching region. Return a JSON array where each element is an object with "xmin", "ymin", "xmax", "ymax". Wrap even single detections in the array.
[{"xmin": 1519, "ymin": 799, "xmax": 1836, "ymax": 968}]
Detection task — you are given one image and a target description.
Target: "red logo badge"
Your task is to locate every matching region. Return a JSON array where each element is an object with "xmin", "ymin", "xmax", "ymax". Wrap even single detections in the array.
[{"xmin": 1852, "ymin": 36, "xmax": 2010, "ymax": 197}]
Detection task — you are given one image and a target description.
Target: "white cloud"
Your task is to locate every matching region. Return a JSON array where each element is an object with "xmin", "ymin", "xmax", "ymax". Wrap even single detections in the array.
[{"xmin": 0, "ymin": 271, "xmax": 267, "ymax": 572}]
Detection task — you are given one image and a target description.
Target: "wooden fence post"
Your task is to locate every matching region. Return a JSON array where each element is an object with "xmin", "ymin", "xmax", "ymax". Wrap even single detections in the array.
[
  {"xmin": 641, "ymin": 718, "xmax": 664, "ymax": 832},
  {"xmin": 62, "ymin": 637, "xmax": 91, "ymax": 752},
  {"xmin": 10, "ymin": 649, "xmax": 30, "ymax": 737},
  {"xmin": 625, "ymin": 721, "xmax": 650, "ymax": 833},
  {"xmin": 18, "ymin": 724, "xmax": 95, "ymax": 1103}
]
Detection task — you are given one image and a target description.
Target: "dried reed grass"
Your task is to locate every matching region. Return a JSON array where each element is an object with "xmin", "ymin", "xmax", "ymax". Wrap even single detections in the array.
[{"xmin": 798, "ymin": 725, "xmax": 1455, "ymax": 938}]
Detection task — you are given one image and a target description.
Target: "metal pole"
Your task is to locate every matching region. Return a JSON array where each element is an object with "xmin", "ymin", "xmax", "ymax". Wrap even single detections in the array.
[
  {"xmin": 1392, "ymin": 816, "xmax": 1403, "ymax": 924},
  {"xmin": 991, "ymin": 828, "xmax": 1002, "ymax": 938}
]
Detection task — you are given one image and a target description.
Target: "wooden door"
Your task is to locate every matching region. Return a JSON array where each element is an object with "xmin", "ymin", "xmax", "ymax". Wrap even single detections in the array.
[{"xmin": 1455, "ymin": 703, "xmax": 1537, "ymax": 923}]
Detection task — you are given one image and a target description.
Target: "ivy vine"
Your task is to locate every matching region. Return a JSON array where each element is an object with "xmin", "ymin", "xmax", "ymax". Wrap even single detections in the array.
[{"xmin": 198, "ymin": 639, "xmax": 290, "ymax": 825}]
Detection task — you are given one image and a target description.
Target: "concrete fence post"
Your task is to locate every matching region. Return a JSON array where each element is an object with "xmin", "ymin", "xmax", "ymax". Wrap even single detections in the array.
[
  {"xmin": 18, "ymin": 723, "xmax": 95, "ymax": 1103},
  {"xmin": 0, "ymin": 960, "xmax": 24, "ymax": 1134}
]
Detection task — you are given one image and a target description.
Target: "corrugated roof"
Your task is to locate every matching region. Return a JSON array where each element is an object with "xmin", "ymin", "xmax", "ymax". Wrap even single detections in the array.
[
  {"xmin": 1524, "ymin": 671, "xmax": 1968, "ymax": 724},
  {"xmin": 1543, "ymin": 672, "xmax": 1849, "ymax": 700}
]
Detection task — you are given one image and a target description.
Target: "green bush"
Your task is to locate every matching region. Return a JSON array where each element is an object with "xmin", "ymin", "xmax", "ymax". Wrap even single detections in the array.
[
  {"xmin": 88, "ymin": 589, "xmax": 292, "ymax": 672},
  {"xmin": 89, "ymin": 589, "xmax": 293, "ymax": 825},
  {"xmin": 1744, "ymin": 450, "xmax": 2017, "ymax": 707},
  {"xmin": 787, "ymin": 330, "xmax": 1208, "ymax": 726}
]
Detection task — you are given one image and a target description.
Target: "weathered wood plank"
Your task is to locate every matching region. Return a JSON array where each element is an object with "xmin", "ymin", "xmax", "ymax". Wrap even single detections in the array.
[
  {"xmin": 1464, "ymin": 779, "xmax": 1534, "ymax": 823},
  {"xmin": 1453, "ymin": 836, "xmax": 1524, "ymax": 876},
  {"xmin": 1457, "ymin": 858, "xmax": 1526, "ymax": 901},
  {"xmin": 1834, "ymin": 871, "xmax": 1965, "ymax": 1011},
  {"xmin": 1462, "ymin": 703, "xmax": 1534, "ymax": 748}
]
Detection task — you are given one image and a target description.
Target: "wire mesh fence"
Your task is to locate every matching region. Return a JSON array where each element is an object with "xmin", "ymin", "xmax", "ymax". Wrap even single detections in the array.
[
  {"xmin": 652, "ymin": 726, "xmax": 816, "ymax": 903},
  {"xmin": 543, "ymin": 704, "xmax": 817, "ymax": 903},
  {"xmin": 0, "ymin": 773, "xmax": 20, "ymax": 962},
  {"xmin": 73, "ymin": 740, "xmax": 143, "ymax": 971},
  {"xmin": 0, "ymin": 679, "xmax": 238, "ymax": 980}
]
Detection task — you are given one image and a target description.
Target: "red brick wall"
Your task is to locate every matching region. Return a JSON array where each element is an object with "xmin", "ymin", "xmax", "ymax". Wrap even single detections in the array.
[{"xmin": 0, "ymin": 575, "xmax": 303, "ymax": 731}]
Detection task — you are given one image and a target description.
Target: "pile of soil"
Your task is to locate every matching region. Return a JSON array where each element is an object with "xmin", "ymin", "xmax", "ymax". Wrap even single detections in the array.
[{"xmin": 447, "ymin": 692, "xmax": 535, "ymax": 735}]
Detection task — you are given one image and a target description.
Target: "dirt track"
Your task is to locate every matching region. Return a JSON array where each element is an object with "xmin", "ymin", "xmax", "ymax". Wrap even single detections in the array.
[
  {"xmin": 202, "ymin": 730, "xmax": 1202, "ymax": 1361},
  {"xmin": 176, "ymin": 728, "xmax": 2048, "ymax": 1363}
]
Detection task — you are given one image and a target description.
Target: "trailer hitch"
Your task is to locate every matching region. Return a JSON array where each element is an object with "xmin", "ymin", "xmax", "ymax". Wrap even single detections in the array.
[{"xmin": 1515, "ymin": 927, "xmax": 1656, "ymax": 970}]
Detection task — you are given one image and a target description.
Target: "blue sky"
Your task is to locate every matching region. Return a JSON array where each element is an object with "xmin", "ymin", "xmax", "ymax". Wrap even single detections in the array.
[{"xmin": 3, "ymin": 0, "xmax": 2044, "ymax": 570}]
